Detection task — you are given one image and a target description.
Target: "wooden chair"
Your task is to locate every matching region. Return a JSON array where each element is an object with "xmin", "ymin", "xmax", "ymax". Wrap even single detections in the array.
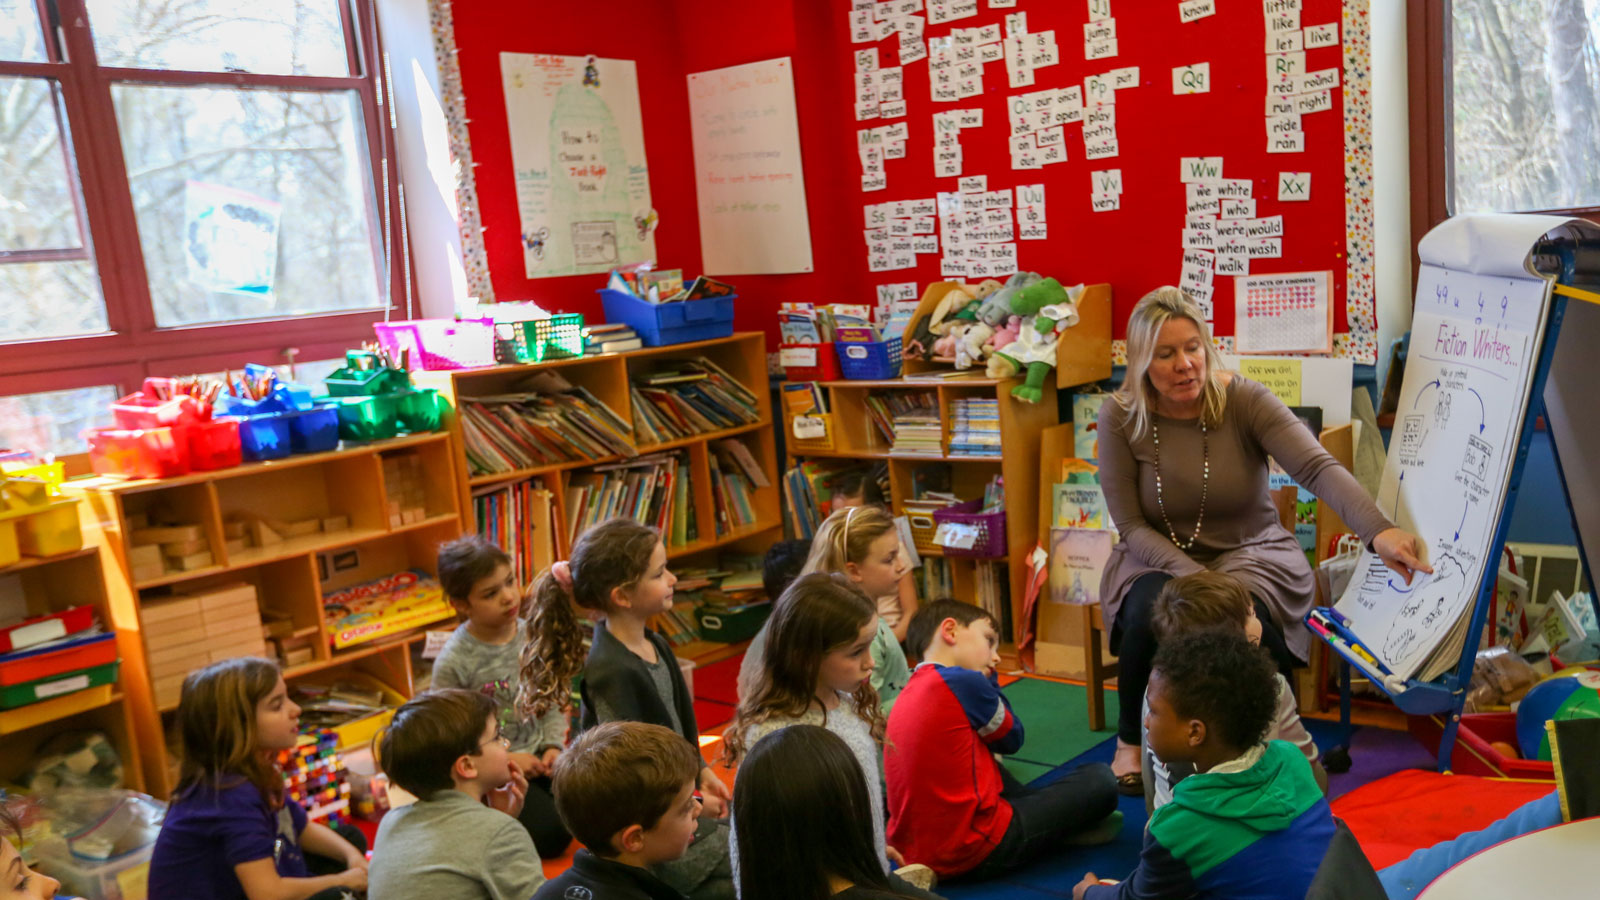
[{"xmin": 1083, "ymin": 602, "xmax": 1118, "ymax": 732}]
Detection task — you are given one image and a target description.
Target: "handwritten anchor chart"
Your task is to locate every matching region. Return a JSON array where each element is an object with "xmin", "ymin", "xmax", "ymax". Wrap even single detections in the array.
[
  {"xmin": 500, "ymin": 54, "xmax": 654, "ymax": 278},
  {"xmin": 1336, "ymin": 262, "xmax": 1549, "ymax": 681}
]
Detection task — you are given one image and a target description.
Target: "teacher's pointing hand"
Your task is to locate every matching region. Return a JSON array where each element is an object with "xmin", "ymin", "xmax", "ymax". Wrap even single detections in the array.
[{"xmin": 1373, "ymin": 527, "xmax": 1433, "ymax": 584}]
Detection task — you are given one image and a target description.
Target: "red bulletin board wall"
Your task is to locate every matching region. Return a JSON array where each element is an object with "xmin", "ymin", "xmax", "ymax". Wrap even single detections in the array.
[{"xmin": 830, "ymin": 0, "xmax": 1374, "ymax": 353}]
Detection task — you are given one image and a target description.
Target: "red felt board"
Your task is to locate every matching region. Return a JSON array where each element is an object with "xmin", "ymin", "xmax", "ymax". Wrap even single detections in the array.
[{"xmin": 837, "ymin": 0, "xmax": 1356, "ymax": 343}]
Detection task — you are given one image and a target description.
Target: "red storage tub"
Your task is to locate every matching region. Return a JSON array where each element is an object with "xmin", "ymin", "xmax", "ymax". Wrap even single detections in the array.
[
  {"xmin": 0, "ymin": 605, "xmax": 94, "ymax": 654},
  {"xmin": 186, "ymin": 419, "xmax": 242, "ymax": 471},
  {"xmin": 0, "ymin": 632, "xmax": 117, "ymax": 687},
  {"xmin": 1407, "ymin": 711, "xmax": 1554, "ymax": 780},
  {"xmin": 85, "ymin": 426, "xmax": 191, "ymax": 479},
  {"xmin": 111, "ymin": 391, "xmax": 203, "ymax": 430},
  {"xmin": 779, "ymin": 343, "xmax": 841, "ymax": 381}
]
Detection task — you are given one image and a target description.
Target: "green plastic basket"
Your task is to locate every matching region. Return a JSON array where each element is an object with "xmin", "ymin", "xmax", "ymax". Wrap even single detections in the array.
[{"xmin": 511, "ymin": 314, "xmax": 585, "ymax": 363}]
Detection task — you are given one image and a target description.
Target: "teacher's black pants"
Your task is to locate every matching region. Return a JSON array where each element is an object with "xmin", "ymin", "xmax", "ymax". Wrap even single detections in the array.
[{"xmin": 1110, "ymin": 572, "xmax": 1300, "ymax": 746}]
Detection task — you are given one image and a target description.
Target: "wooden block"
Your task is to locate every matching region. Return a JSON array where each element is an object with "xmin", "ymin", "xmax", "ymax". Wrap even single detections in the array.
[
  {"xmin": 401, "ymin": 508, "xmax": 424, "ymax": 525},
  {"xmin": 140, "ymin": 596, "xmax": 203, "ymax": 626},
  {"xmin": 281, "ymin": 518, "xmax": 321, "ymax": 537},
  {"xmin": 261, "ymin": 616, "xmax": 295, "ymax": 639},
  {"xmin": 202, "ymin": 606, "xmax": 262, "ymax": 635},
  {"xmin": 153, "ymin": 674, "xmax": 188, "ymax": 707},
  {"xmin": 321, "ymin": 515, "xmax": 349, "ymax": 533},
  {"xmin": 210, "ymin": 637, "xmax": 266, "ymax": 663},
  {"xmin": 223, "ymin": 520, "xmax": 247, "ymax": 539},
  {"xmin": 148, "ymin": 654, "xmax": 204, "ymax": 681},
  {"xmin": 184, "ymin": 582, "xmax": 256, "ymax": 611},
  {"xmin": 132, "ymin": 562, "xmax": 166, "ymax": 583},
  {"xmin": 148, "ymin": 640, "xmax": 210, "ymax": 671},
  {"xmin": 161, "ymin": 538, "xmax": 210, "ymax": 558},
  {"xmin": 144, "ymin": 623, "xmax": 209, "ymax": 653},
  {"xmin": 388, "ymin": 513, "xmax": 403, "ymax": 528},
  {"xmin": 131, "ymin": 525, "xmax": 202, "ymax": 545},
  {"xmin": 250, "ymin": 520, "xmax": 282, "ymax": 547},
  {"xmin": 165, "ymin": 550, "xmax": 214, "ymax": 572},
  {"xmin": 127, "ymin": 512, "xmax": 150, "ymax": 530},
  {"xmin": 283, "ymin": 645, "xmax": 315, "ymax": 667},
  {"xmin": 128, "ymin": 544, "xmax": 163, "ymax": 568},
  {"xmin": 385, "ymin": 500, "xmax": 401, "ymax": 516},
  {"xmin": 225, "ymin": 538, "xmax": 246, "ymax": 556}
]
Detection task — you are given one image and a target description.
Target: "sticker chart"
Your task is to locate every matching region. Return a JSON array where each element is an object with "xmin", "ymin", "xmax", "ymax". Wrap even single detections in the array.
[{"xmin": 1234, "ymin": 270, "xmax": 1333, "ymax": 354}]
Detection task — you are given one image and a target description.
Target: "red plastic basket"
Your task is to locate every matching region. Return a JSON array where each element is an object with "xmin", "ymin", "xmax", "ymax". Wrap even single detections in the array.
[
  {"xmin": 932, "ymin": 498, "xmax": 1008, "ymax": 558},
  {"xmin": 372, "ymin": 318, "xmax": 497, "ymax": 371},
  {"xmin": 779, "ymin": 343, "xmax": 841, "ymax": 381}
]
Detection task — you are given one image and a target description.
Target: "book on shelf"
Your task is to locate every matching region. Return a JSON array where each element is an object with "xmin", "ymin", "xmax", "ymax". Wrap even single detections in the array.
[
  {"xmin": 782, "ymin": 459, "xmax": 868, "ymax": 539},
  {"xmin": 916, "ymin": 557, "xmax": 955, "ymax": 601},
  {"xmin": 974, "ymin": 561, "xmax": 1013, "ymax": 639},
  {"xmin": 948, "ymin": 397, "xmax": 1001, "ymax": 457},
  {"xmin": 1052, "ymin": 483, "xmax": 1109, "ymax": 530},
  {"xmin": 864, "ymin": 390, "xmax": 941, "ymax": 455},
  {"xmin": 565, "ymin": 452, "xmax": 697, "ymax": 548},
  {"xmin": 631, "ymin": 358, "xmax": 761, "ymax": 445},
  {"xmin": 709, "ymin": 449, "xmax": 759, "ymax": 537},
  {"xmin": 459, "ymin": 381, "xmax": 634, "ymax": 477},
  {"xmin": 472, "ymin": 477, "xmax": 557, "ymax": 587}
]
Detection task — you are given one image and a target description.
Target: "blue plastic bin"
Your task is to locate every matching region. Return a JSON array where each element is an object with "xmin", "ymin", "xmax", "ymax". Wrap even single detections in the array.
[
  {"xmin": 598, "ymin": 288, "xmax": 735, "ymax": 347},
  {"xmin": 233, "ymin": 412, "xmax": 293, "ymax": 461},
  {"xmin": 287, "ymin": 405, "xmax": 341, "ymax": 453},
  {"xmin": 835, "ymin": 337, "xmax": 903, "ymax": 380}
]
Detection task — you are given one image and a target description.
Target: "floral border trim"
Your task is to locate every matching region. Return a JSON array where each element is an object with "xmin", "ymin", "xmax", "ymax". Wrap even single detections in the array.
[{"xmin": 428, "ymin": 0, "xmax": 495, "ymax": 302}]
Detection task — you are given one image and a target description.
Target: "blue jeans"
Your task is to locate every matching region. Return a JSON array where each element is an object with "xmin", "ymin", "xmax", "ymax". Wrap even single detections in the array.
[
  {"xmin": 953, "ymin": 761, "xmax": 1120, "ymax": 881},
  {"xmin": 1377, "ymin": 791, "xmax": 1560, "ymax": 899}
]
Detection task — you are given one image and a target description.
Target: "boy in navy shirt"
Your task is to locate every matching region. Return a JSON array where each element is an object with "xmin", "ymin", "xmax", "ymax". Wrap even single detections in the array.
[{"xmin": 535, "ymin": 722, "xmax": 704, "ymax": 900}]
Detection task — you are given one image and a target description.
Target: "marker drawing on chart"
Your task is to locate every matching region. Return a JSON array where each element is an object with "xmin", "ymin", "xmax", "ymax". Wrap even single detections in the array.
[{"xmin": 1381, "ymin": 552, "xmax": 1467, "ymax": 666}]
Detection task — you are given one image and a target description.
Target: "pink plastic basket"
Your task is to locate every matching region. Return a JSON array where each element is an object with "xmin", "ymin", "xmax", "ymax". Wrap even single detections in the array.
[
  {"xmin": 932, "ymin": 498, "xmax": 1008, "ymax": 558},
  {"xmin": 372, "ymin": 318, "xmax": 496, "ymax": 371}
]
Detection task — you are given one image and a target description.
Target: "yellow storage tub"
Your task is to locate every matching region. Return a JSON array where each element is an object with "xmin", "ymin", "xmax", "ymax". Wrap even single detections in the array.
[
  {"xmin": 16, "ymin": 498, "xmax": 83, "ymax": 558},
  {"xmin": 0, "ymin": 518, "xmax": 18, "ymax": 569},
  {"xmin": 300, "ymin": 671, "xmax": 406, "ymax": 753}
]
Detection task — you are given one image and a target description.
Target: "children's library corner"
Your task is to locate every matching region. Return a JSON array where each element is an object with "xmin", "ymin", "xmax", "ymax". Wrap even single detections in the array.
[{"xmin": 0, "ymin": 1, "xmax": 1596, "ymax": 898}]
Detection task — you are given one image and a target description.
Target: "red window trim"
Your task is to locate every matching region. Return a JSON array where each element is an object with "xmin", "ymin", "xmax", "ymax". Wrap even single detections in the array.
[{"xmin": 0, "ymin": 0, "xmax": 408, "ymax": 394}]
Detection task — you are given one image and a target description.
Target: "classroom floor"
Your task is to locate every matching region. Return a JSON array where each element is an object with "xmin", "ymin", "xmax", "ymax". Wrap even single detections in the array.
[{"xmin": 358, "ymin": 653, "xmax": 1549, "ymax": 896}]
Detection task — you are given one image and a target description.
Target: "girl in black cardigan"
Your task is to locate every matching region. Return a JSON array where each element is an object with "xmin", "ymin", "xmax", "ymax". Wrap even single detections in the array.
[{"xmin": 517, "ymin": 517, "xmax": 734, "ymax": 900}]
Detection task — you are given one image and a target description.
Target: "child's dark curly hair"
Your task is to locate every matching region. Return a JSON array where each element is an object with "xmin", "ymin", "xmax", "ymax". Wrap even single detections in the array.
[{"xmin": 1151, "ymin": 629, "xmax": 1279, "ymax": 751}]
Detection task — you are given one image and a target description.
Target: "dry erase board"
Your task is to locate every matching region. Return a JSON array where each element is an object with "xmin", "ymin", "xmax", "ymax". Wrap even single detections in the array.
[{"xmin": 842, "ymin": 0, "xmax": 1378, "ymax": 363}]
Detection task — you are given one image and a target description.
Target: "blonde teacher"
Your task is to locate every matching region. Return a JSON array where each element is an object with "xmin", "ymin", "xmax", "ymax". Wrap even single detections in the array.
[{"xmin": 1097, "ymin": 287, "xmax": 1431, "ymax": 794}]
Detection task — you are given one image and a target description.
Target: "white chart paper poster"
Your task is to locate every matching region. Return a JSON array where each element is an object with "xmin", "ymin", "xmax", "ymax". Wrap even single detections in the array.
[
  {"xmin": 501, "ymin": 53, "xmax": 656, "ymax": 278},
  {"xmin": 688, "ymin": 58, "xmax": 814, "ymax": 275}
]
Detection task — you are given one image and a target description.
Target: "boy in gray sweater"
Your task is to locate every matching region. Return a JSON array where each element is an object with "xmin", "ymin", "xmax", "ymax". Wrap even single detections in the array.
[{"xmin": 369, "ymin": 689, "xmax": 545, "ymax": 900}]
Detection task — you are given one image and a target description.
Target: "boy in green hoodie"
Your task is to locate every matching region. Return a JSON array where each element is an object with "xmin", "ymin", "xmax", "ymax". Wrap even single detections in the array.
[{"xmin": 1075, "ymin": 631, "xmax": 1335, "ymax": 900}]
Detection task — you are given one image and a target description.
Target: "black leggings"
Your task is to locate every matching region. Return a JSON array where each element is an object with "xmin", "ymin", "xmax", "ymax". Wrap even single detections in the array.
[
  {"xmin": 519, "ymin": 774, "xmax": 575, "ymax": 858},
  {"xmin": 1110, "ymin": 572, "xmax": 1300, "ymax": 746}
]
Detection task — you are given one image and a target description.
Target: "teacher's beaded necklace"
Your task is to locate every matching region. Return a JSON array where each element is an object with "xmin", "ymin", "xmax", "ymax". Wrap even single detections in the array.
[{"xmin": 1151, "ymin": 415, "xmax": 1208, "ymax": 551}]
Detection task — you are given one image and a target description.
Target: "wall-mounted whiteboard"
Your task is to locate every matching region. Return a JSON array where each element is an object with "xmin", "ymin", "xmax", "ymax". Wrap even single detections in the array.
[{"xmin": 688, "ymin": 58, "xmax": 813, "ymax": 275}]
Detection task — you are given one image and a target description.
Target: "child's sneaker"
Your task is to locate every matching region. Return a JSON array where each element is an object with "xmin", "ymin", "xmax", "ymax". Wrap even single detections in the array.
[
  {"xmin": 894, "ymin": 863, "xmax": 938, "ymax": 890},
  {"xmin": 1065, "ymin": 810, "xmax": 1124, "ymax": 847}
]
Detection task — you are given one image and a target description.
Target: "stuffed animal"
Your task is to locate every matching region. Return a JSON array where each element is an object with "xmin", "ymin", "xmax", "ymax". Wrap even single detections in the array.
[
  {"xmin": 986, "ymin": 277, "xmax": 1084, "ymax": 402},
  {"xmin": 984, "ymin": 315, "xmax": 1023, "ymax": 354}
]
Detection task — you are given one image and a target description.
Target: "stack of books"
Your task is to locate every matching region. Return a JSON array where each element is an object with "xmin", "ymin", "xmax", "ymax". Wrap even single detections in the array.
[
  {"xmin": 709, "ymin": 447, "xmax": 760, "ymax": 537},
  {"xmin": 630, "ymin": 358, "xmax": 761, "ymax": 445},
  {"xmin": 917, "ymin": 557, "xmax": 955, "ymax": 601},
  {"xmin": 880, "ymin": 391, "xmax": 942, "ymax": 455},
  {"xmin": 471, "ymin": 477, "xmax": 558, "ymax": 586},
  {"xmin": 564, "ymin": 451, "xmax": 696, "ymax": 548},
  {"xmin": 948, "ymin": 398, "xmax": 1001, "ymax": 457},
  {"xmin": 974, "ymin": 561, "xmax": 1012, "ymax": 638},
  {"xmin": 782, "ymin": 459, "xmax": 862, "ymax": 538},
  {"xmin": 458, "ymin": 384, "xmax": 634, "ymax": 476},
  {"xmin": 585, "ymin": 323, "xmax": 642, "ymax": 354},
  {"xmin": 650, "ymin": 595, "xmax": 702, "ymax": 646}
]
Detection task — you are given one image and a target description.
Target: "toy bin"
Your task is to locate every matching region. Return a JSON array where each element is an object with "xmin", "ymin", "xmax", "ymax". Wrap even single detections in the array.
[
  {"xmin": 111, "ymin": 389, "xmax": 202, "ymax": 430},
  {"xmin": 396, "ymin": 389, "xmax": 441, "ymax": 434},
  {"xmin": 185, "ymin": 419, "xmax": 242, "ymax": 471},
  {"xmin": 0, "ymin": 631, "xmax": 118, "ymax": 687},
  {"xmin": 0, "ymin": 516, "xmax": 18, "ymax": 568},
  {"xmin": 16, "ymin": 498, "xmax": 83, "ymax": 557},
  {"xmin": 787, "ymin": 413, "xmax": 835, "ymax": 453},
  {"xmin": 598, "ymin": 289, "xmax": 736, "ymax": 347},
  {"xmin": 232, "ymin": 413, "xmax": 293, "ymax": 461},
  {"xmin": 324, "ymin": 351, "xmax": 412, "ymax": 397},
  {"xmin": 779, "ymin": 343, "xmax": 841, "ymax": 381},
  {"xmin": 34, "ymin": 841, "xmax": 152, "ymax": 900},
  {"xmin": 85, "ymin": 427, "xmax": 191, "ymax": 480},
  {"xmin": 932, "ymin": 498, "xmax": 1008, "ymax": 558},
  {"xmin": 372, "ymin": 317, "xmax": 497, "ymax": 371},
  {"xmin": 0, "ymin": 660, "xmax": 120, "ymax": 709},
  {"xmin": 511, "ymin": 314, "xmax": 585, "ymax": 362},
  {"xmin": 286, "ymin": 404, "xmax": 341, "ymax": 453},
  {"xmin": 694, "ymin": 599, "xmax": 772, "ymax": 643},
  {"xmin": 834, "ymin": 337, "xmax": 903, "ymax": 380},
  {"xmin": 0, "ymin": 605, "xmax": 95, "ymax": 653},
  {"xmin": 334, "ymin": 393, "xmax": 401, "ymax": 442},
  {"xmin": 1408, "ymin": 711, "xmax": 1555, "ymax": 780}
]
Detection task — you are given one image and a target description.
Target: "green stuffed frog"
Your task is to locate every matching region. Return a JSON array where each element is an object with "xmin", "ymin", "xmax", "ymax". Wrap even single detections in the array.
[{"xmin": 985, "ymin": 277, "xmax": 1082, "ymax": 403}]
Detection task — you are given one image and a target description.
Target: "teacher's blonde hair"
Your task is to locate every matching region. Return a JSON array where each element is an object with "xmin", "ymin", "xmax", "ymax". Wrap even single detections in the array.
[{"xmin": 1114, "ymin": 286, "xmax": 1229, "ymax": 443}]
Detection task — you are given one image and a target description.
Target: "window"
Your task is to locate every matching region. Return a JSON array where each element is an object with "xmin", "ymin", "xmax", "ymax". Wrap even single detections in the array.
[
  {"xmin": 0, "ymin": 0, "xmax": 400, "ymax": 452},
  {"xmin": 1414, "ymin": 0, "xmax": 1600, "ymax": 235}
]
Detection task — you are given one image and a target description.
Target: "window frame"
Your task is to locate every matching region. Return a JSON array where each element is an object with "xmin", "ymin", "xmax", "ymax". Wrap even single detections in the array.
[
  {"xmin": 0, "ymin": 0, "xmax": 406, "ymax": 387},
  {"xmin": 1410, "ymin": 0, "xmax": 1600, "ymax": 276}
]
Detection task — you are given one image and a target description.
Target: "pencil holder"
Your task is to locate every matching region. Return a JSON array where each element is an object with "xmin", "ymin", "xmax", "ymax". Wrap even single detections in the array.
[
  {"xmin": 186, "ymin": 419, "xmax": 243, "ymax": 471},
  {"xmin": 233, "ymin": 412, "xmax": 294, "ymax": 461},
  {"xmin": 325, "ymin": 351, "xmax": 412, "ymax": 397},
  {"xmin": 85, "ymin": 426, "xmax": 192, "ymax": 480},
  {"xmin": 287, "ymin": 405, "xmax": 342, "ymax": 453},
  {"xmin": 396, "ymin": 389, "xmax": 441, "ymax": 434},
  {"xmin": 334, "ymin": 393, "xmax": 402, "ymax": 442}
]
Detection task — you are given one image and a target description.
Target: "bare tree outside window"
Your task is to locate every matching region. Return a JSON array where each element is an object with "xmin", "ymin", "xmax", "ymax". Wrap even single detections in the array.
[{"xmin": 1451, "ymin": 0, "xmax": 1600, "ymax": 213}]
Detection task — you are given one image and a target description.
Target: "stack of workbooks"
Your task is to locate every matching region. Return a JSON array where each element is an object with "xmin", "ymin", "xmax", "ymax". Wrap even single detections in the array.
[
  {"xmin": 879, "ymin": 391, "xmax": 942, "ymax": 455},
  {"xmin": 948, "ymin": 398, "xmax": 1001, "ymax": 457},
  {"xmin": 472, "ymin": 476, "xmax": 558, "ymax": 586},
  {"xmin": 585, "ymin": 323, "xmax": 642, "ymax": 354},
  {"xmin": 458, "ymin": 378, "xmax": 634, "ymax": 476},
  {"xmin": 565, "ymin": 451, "xmax": 696, "ymax": 548},
  {"xmin": 630, "ymin": 358, "xmax": 761, "ymax": 444}
]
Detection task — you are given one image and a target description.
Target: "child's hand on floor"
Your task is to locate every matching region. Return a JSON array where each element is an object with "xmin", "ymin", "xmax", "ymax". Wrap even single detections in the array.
[
  {"xmin": 699, "ymin": 769, "xmax": 732, "ymax": 818},
  {"xmin": 1073, "ymin": 872, "xmax": 1098, "ymax": 900},
  {"xmin": 488, "ymin": 760, "xmax": 529, "ymax": 818},
  {"xmin": 886, "ymin": 845, "xmax": 907, "ymax": 867}
]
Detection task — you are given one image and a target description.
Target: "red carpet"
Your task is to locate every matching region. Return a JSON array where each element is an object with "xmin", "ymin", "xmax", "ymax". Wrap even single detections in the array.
[
  {"xmin": 1330, "ymin": 769, "xmax": 1554, "ymax": 869},
  {"xmin": 690, "ymin": 652, "xmax": 744, "ymax": 706}
]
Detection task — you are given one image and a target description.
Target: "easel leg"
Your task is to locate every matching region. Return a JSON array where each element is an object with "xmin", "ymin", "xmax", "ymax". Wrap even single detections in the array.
[
  {"xmin": 1437, "ymin": 710, "xmax": 1464, "ymax": 774},
  {"xmin": 1324, "ymin": 659, "xmax": 1354, "ymax": 774}
]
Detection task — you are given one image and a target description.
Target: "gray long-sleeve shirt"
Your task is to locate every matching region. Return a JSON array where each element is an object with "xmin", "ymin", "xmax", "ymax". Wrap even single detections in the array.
[
  {"xmin": 369, "ymin": 789, "xmax": 545, "ymax": 900},
  {"xmin": 432, "ymin": 623, "xmax": 567, "ymax": 754}
]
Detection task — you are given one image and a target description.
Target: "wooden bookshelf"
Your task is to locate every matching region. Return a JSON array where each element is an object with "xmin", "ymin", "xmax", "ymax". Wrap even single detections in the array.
[
  {"xmin": 416, "ymin": 332, "xmax": 784, "ymax": 642},
  {"xmin": 780, "ymin": 285, "xmax": 1113, "ymax": 644},
  {"xmin": 67, "ymin": 433, "xmax": 462, "ymax": 798},
  {"xmin": 0, "ymin": 540, "xmax": 145, "ymax": 793}
]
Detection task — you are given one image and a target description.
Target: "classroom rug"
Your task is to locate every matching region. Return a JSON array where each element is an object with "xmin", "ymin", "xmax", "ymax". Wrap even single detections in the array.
[
  {"xmin": 997, "ymin": 676, "xmax": 1119, "ymax": 771},
  {"xmin": 689, "ymin": 652, "xmax": 744, "ymax": 707},
  {"xmin": 1330, "ymin": 769, "xmax": 1554, "ymax": 869}
]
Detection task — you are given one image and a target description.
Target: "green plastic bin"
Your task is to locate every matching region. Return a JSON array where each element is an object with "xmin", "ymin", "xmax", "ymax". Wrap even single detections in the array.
[
  {"xmin": 397, "ymin": 388, "xmax": 442, "ymax": 433},
  {"xmin": 694, "ymin": 599, "xmax": 772, "ymax": 644},
  {"xmin": 334, "ymin": 393, "xmax": 401, "ymax": 441}
]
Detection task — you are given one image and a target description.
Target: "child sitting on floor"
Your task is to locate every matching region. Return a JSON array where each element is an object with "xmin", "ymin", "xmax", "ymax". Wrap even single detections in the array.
[
  {"xmin": 887, "ymin": 600, "xmax": 1119, "ymax": 880},
  {"xmin": 1142, "ymin": 571, "xmax": 1328, "ymax": 812},
  {"xmin": 534, "ymin": 722, "xmax": 704, "ymax": 900},
  {"xmin": 368, "ymin": 689, "xmax": 545, "ymax": 900},
  {"xmin": 433, "ymin": 535, "xmax": 570, "ymax": 857},
  {"xmin": 1075, "ymin": 631, "xmax": 1336, "ymax": 900}
]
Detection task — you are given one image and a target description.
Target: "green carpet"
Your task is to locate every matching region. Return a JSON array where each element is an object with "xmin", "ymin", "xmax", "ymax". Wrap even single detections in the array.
[
  {"xmin": 1000, "ymin": 676, "xmax": 1117, "ymax": 767},
  {"xmin": 1000, "ymin": 758, "xmax": 1057, "ymax": 784}
]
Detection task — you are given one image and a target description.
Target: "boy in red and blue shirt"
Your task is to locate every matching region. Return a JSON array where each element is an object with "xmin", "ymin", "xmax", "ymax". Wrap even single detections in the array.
[{"xmin": 887, "ymin": 600, "xmax": 1120, "ymax": 880}]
